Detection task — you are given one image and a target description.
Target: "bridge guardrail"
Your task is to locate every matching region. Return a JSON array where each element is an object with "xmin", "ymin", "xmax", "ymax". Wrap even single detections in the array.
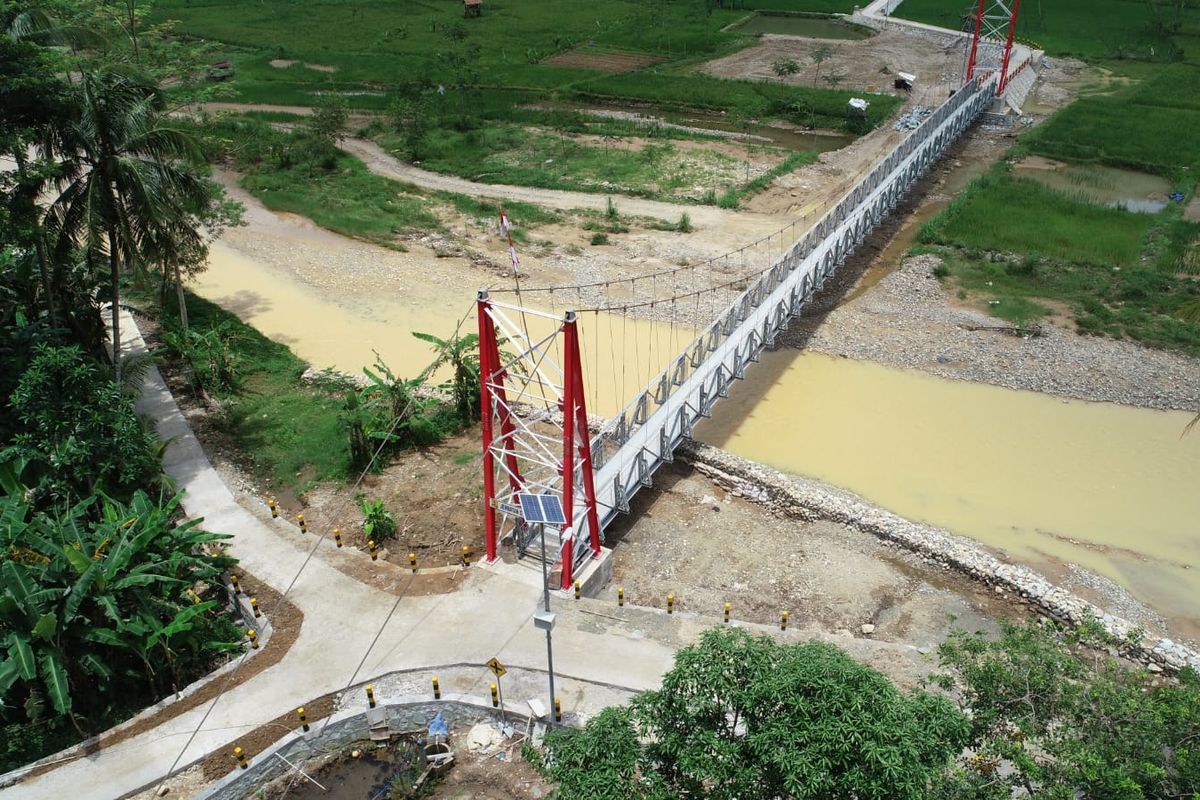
[{"xmin": 580, "ymin": 74, "xmax": 998, "ymax": 535}]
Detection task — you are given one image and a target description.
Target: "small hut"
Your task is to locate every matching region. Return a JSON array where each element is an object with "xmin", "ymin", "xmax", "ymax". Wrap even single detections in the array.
[{"xmin": 464, "ymin": 0, "xmax": 481, "ymax": 17}]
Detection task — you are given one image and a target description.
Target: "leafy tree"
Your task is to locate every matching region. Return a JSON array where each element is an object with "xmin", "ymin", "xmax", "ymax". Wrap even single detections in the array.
[
  {"xmin": 387, "ymin": 90, "xmax": 434, "ymax": 162},
  {"xmin": 538, "ymin": 628, "xmax": 969, "ymax": 800},
  {"xmin": 933, "ymin": 621, "xmax": 1200, "ymax": 799},
  {"xmin": 309, "ymin": 93, "xmax": 349, "ymax": 144},
  {"xmin": 810, "ymin": 45, "xmax": 835, "ymax": 87},
  {"xmin": 531, "ymin": 707, "xmax": 653, "ymax": 800},
  {"xmin": 3, "ymin": 344, "xmax": 161, "ymax": 506}
]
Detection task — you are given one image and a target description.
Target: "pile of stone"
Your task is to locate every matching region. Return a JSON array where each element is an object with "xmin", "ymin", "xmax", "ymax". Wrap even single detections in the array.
[{"xmin": 893, "ymin": 105, "xmax": 933, "ymax": 131}]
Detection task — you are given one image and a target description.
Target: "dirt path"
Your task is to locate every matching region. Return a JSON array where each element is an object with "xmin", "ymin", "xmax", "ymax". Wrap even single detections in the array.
[{"xmin": 339, "ymin": 136, "xmax": 786, "ymax": 235}]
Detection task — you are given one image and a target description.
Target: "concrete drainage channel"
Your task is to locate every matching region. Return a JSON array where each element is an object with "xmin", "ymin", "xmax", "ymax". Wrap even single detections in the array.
[{"xmin": 197, "ymin": 697, "xmax": 542, "ymax": 800}]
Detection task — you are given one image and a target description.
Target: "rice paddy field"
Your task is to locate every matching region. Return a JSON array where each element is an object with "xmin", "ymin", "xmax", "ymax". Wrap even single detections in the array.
[{"xmin": 153, "ymin": 0, "xmax": 899, "ymax": 126}]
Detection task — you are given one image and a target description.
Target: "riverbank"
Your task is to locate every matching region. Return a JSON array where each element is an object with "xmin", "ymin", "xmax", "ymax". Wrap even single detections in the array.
[
  {"xmin": 794, "ymin": 252, "xmax": 1200, "ymax": 412},
  {"xmin": 679, "ymin": 441, "xmax": 1200, "ymax": 671}
]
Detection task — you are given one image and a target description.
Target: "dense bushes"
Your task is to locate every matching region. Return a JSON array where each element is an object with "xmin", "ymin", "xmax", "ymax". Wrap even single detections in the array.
[{"xmin": 3, "ymin": 345, "xmax": 162, "ymax": 507}]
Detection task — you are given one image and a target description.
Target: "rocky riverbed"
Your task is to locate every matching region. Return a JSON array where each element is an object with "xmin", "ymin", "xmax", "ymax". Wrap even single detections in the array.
[{"xmin": 791, "ymin": 253, "xmax": 1200, "ymax": 412}]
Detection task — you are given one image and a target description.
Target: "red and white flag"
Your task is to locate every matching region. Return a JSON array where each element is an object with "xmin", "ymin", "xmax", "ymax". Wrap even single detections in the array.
[
  {"xmin": 499, "ymin": 210, "xmax": 511, "ymax": 236},
  {"xmin": 508, "ymin": 244, "xmax": 521, "ymax": 269}
]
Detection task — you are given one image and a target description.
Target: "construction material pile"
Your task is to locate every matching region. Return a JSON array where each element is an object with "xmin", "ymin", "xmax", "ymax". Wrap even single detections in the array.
[{"xmin": 893, "ymin": 105, "xmax": 932, "ymax": 131}]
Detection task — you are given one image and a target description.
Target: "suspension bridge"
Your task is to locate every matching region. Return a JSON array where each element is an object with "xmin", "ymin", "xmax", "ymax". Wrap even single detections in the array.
[{"xmin": 476, "ymin": 2, "xmax": 1032, "ymax": 589}]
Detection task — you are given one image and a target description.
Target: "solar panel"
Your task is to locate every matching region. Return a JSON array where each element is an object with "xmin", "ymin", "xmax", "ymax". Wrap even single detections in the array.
[
  {"xmin": 518, "ymin": 493, "xmax": 543, "ymax": 521},
  {"xmin": 538, "ymin": 494, "xmax": 566, "ymax": 525},
  {"xmin": 517, "ymin": 493, "xmax": 568, "ymax": 525}
]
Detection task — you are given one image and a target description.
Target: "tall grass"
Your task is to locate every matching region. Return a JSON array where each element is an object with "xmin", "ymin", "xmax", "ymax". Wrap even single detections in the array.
[{"xmin": 925, "ymin": 171, "xmax": 1158, "ymax": 268}]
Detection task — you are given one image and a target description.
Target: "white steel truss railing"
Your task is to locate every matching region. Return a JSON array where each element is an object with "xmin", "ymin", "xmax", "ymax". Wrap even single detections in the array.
[{"xmin": 585, "ymin": 74, "xmax": 999, "ymax": 536}]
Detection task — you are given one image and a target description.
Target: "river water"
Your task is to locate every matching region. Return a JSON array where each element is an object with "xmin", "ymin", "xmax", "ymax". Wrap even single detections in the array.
[{"xmin": 194, "ymin": 237, "xmax": 1200, "ymax": 635}]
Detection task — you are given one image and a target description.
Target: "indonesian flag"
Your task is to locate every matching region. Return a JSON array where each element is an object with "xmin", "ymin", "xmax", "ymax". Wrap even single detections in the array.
[
  {"xmin": 508, "ymin": 244, "xmax": 521, "ymax": 269},
  {"xmin": 499, "ymin": 210, "xmax": 511, "ymax": 236}
]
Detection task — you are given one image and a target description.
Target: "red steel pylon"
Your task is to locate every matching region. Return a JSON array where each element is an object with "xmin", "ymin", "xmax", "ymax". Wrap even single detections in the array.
[
  {"xmin": 477, "ymin": 294, "xmax": 600, "ymax": 587},
  {"xmin": 964, "ymin": 0, "xmax": 1022, "ymax": 93}
]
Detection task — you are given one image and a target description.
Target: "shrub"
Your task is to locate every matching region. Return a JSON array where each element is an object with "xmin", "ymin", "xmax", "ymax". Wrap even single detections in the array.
[
  {"xmin": 677, "ymin": 212, "xmax": 693, "ymax": 233},
  {"xmin": 3, "ymin": 345, "xmax": 161, "ymax": 506},
  {"xmin": 360, "ymin": 498, "xmax": 397, "ymax": 541},
  {"xmin": 590, "ymin": 232, "xmax": 609, "ymax": 246}
]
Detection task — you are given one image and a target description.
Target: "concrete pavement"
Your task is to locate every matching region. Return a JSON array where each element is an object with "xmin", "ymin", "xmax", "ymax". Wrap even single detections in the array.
[{"xmin": 1, "ymin": 312, "xmax": 679, "ymax": 800}]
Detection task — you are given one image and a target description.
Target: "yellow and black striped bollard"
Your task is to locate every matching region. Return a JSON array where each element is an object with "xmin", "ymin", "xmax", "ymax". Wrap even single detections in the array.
[
  {"xmin": 781, "ymin": 610, "xmax": 789, "ymax": 631},
  {"xmin": 617, "ymin": 587, "xmax": 624, "ymax": 607},
  {"xmin": 250, "ymin": 596, "xmax": 261, "ymax": 618},
  {"xmin": 268, "ymin": 496, "xmax": 278, "ymax": 518},
  {"xmin": 334, "ymin": 527, "xmax": 342, "ymax": 548},
  {"xmin": 247, "ymin": 629, "xmax": 259, "ymax": 649},
  {"xmin": 490, "ymin": 683, "xmax": 499, "ymax": 707},
  {"xmin": 366, "ymin": 684, "xmax": 376, "ymax": 708},
  {"xmin": 667, "ymin": 593, "xmax": 674, "ymax": 614},
  {"xmin": 554, "ymin": 697, "xmax": 562, "ymax": 723},
  {"xmin": 724, "ymin": 602, "xmax": 731, "ymax": 624},
  {"xmin": 234, "ymin": 746, "xmax": 248, "ymax": 769},
  {"xmin": 432, "ymin": 676, "xmax": 441, "ymax": 700},
  {"xmin": 298, "ymin": 707, "xmax": 309, "ymax": 733},
  {"xmin": 297, "ymin": 513, "xmax": 307, "ymax": 533},
  {"xmin": 409, "ymin": 552, "xmax": 417, "ymax": 573},
  {"xmin": 574, "ymin": 580, "xmax": 581, "ymax": 600},
  {"xmin": 230, "ymin": 574, "xmax": 241, "ymax": 595},
  {"xmin": 369, "ymin": 540, "xmax": 378, "ymax": 561},
  {"xmin": 462, "ymin": 545, "xmax": 471, "ymax": 567}
]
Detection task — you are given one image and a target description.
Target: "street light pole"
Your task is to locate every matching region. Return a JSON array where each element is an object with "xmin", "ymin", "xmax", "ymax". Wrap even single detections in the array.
[{"xmin": 539, "ymin": 523, "xmax": 556, "ymax": 716}]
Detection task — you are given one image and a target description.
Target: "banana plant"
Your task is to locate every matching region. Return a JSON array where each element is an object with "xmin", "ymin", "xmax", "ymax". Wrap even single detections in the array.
[{"xmin": 0, "ymin": 489, "xmax": 236, "ymax": 728}]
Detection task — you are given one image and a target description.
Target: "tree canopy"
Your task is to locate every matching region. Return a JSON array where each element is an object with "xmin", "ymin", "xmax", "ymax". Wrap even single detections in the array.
[
  {"xmin": 535, "ymin": 627, "xmax": 969, "ymax": 800},
  {"xmin": 534, "ymin": 624, "xmax": 1200, "ymax": 800}
]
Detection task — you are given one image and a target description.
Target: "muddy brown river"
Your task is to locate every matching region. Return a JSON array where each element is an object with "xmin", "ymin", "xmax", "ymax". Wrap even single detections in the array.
[{"xmin": 195, "ymin": 237, "xmax": 1200, "ymax": 636}]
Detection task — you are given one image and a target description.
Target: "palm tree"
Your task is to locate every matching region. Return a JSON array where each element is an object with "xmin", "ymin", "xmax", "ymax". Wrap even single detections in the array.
[{"xmin": 47, "ymin": 68, "xmax": 208, "ymax": 382}]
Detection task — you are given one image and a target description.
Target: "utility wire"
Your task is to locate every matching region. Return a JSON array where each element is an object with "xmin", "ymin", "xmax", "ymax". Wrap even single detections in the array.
[{"xmin": 156, "ymin": 303, "xmax": 476, "ymax": 792}]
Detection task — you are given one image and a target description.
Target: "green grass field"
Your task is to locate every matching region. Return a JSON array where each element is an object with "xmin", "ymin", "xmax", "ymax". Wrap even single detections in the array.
[
  {"xmin": 920, "ymin": 165, "xmax": 1200, "ymax": 353},
  {"xmin": 895, "ymin": 0, "xmax": 1200, "ymax": 62},
  {"xmin": 925, "ymin": 171, "xmax": 1160, "ymax": 267},
  {"xmin": 1023, "ymin": 65, "xmax": 1200, "ymax": 175},
  {"xmin": 154, "ymin": 0, "xmax": 899, "ymax": 129}
]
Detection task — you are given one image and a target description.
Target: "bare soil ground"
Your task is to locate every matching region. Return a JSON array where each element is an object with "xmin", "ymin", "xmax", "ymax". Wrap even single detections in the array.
[
  {"xmin": 703, "ymin": 29, "xmax": 964, "ymax": 101},
  {"xmin": 543, "ymin": 48, "xmax": 666, "ymax": 72},
  {"xmin": 606, "ymin": 463, "xmax": 1020, "ymax": 660},
  {"xmin": 430, "ymin": 744, "xmax": 549, "ymax": 800},
  {"xmin": 300, "ymin": 429, "xmax": 485, "ymax": 568}
]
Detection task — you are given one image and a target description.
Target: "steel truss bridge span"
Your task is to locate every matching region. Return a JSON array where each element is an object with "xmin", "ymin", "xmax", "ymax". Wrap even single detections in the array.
[{"xmin": 478, "ymin": 71, "xmax": 1002, "ymax": 588}]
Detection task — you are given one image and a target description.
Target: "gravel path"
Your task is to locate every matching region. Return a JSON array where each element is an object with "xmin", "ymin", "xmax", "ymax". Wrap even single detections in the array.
[{"xmin": 795, "ymin": 254, "xmax": 1200, "ymax": 412}]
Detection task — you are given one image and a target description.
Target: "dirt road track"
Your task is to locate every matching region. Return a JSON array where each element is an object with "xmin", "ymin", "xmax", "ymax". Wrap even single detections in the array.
[{"xmin": 338, "ymin": 137, "xmax": 788, "ymax": 236}]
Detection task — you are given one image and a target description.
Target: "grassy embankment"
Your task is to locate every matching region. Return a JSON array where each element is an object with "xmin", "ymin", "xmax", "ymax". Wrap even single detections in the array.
[
  {"xmin": 164, "ymin": 290, "xmax": 350, "ymax": 493},
  {"xmin": 192, "ymin": 115, "xmax": 562, "ymax": 247},
  {"xmin": 156, "ymin": 0, "xmax": 902, "ymax": 205},
  {"xmin": 902, "ymin": 0, "xmax": 1200, "ymax": 354}
]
